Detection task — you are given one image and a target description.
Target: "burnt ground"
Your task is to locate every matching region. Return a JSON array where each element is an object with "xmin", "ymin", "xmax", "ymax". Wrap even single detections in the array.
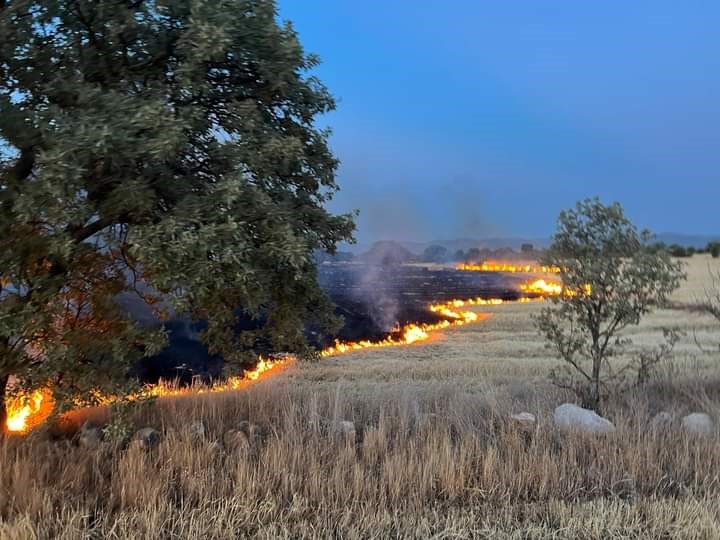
[
  {"xmin": 134, "ymin": 264, "xmax": 533, "ymax": 384},
  {"xmin": 317, "ymin": 264, "xmax": 527, "ymax": 343}
]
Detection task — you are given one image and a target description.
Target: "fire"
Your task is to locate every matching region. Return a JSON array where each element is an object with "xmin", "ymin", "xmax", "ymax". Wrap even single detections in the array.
[
  {"xmin": 4, "ymin": 356, "xmax": 293, "ymax": 433},
  {"xmin": 5, "ymin": 389, "xmax": 54, "ymax": 433},
  {"xmin": 457, "ymin": 262, "xmax": 561, "ymax": 273},
  {"xmin": 520, "ymin": 278, "xmax": 592, "ymax": 298},
  {"xmin": 320, "ymin": 296, "xmax": 525, "ymax": 357},
  {"xmin": 520, "ymin": 278, "xmax": 563, "ymax": 296}
]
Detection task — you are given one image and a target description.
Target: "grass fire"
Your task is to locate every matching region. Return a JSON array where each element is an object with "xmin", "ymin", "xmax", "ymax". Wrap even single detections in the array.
[{"xmin": 2, "ymin": 2, "xmax": 719, "ymax": 538}]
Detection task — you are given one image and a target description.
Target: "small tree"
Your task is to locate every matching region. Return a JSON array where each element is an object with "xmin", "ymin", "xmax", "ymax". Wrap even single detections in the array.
[
  {"xmin": 536, "ymin": 199, "xmax": 685, "ymax": 411},
  {"xmin": 707, "ymin": 241, "xmax": 720, "ymax": 259}
]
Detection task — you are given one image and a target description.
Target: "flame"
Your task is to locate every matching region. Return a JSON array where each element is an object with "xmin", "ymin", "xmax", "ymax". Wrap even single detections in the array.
[
  {"xmin": 320, "ymin": 296, "xmax": 537, "ymax": 357},
  {"xmin": 457, "ymin": 262, "xmax": 561, "ymax": 273},
  {"xmin": 5, "ymin": 389, "xmax": 54, "ymax": 433},
  {"xmin": 4, "ymin": 289, "xmax": 558, "ymax": 432},
  {"xmin": 520, "ymin": 278, "xmax": 563, "ymax": 296},
  {"xmin": 520, "ymin": 278, "xmax": 592, "ymax": 298},
  {"xmin": 4, "ymin": 356, "xmax": 293, "ymax": 433}
]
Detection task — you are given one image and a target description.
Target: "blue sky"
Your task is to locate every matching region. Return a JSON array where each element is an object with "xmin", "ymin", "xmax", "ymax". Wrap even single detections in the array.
[{"xmin": 278, "ymin": 1, "xmax": 720, "ymax": 244}]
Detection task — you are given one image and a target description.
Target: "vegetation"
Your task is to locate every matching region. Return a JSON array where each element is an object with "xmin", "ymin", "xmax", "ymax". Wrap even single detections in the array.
[
  {"xmin": 0, "ymin": 0, "xmax": 354, "ymax": 428},
  {"xmin": 537, "ymin": 199, "xmax": 686, "ymax": 411},
  {"xmin": 2, "ymin": 256, "xmax": 720, "ymax": 538}
]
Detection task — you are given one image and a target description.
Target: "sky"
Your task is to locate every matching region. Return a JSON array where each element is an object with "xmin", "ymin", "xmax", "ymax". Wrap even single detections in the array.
[{"xmin": 278, "ymin": 1, "xmax": 720, "ymax": 245}]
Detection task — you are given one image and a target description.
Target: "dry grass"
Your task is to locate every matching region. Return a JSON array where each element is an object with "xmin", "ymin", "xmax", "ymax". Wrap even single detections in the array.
[{"xmin": 1, "ymin": 255, "xmax": 720, "ymax": 539}]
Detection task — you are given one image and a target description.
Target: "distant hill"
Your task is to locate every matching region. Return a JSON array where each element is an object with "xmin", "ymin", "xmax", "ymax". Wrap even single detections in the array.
[{"xmin": 356, "ymin": 241, "xmax": 416, "ymax": 265}]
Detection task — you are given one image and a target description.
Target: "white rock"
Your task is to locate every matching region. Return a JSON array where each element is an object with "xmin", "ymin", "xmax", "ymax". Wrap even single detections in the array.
[
  {"xmin": 510, "ymin": 412, "xmax": 536, "ymax": 426},
  {"xmin": 681, "ymin": 413, "xmax": 714, "ymax": 435},
  {"xmin": 650, "ymin": 411, "xmax": 675, "ymax": 431},
  {"xmin": 553, "ymin": 403, "xmax": 615, "ymax": 434}
]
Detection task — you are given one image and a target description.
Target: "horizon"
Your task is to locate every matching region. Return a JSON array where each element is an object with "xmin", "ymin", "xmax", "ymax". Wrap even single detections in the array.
[{"xmin": 279, "ymin": 1, "xmax": 720, "ymax": 245}]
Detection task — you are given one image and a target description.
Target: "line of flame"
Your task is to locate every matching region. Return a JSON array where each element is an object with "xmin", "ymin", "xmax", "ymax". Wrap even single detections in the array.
[
  {"xmin": 5, "ymin": 290, "xmax": 558, "ymax": 432},
  {"xmin": 457, "ymin": 262, "xmax": 561, "ymax": 273}
]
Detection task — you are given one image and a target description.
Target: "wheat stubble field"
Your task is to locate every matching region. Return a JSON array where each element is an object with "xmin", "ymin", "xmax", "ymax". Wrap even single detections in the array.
[{"xmin": 1, "ymin": 256, "xmax": 720, "ymax": 539}]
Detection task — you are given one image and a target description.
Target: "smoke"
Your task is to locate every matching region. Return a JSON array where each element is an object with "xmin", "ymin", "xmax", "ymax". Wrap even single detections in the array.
[{"xmin": 349, "ymin": 263, "xmax": 399, "ymax": 332}]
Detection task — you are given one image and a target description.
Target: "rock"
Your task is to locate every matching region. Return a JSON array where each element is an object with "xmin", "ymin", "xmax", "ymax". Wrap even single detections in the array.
[
  {"xmin": 223, "ymin": 429, "xmax": 250, "ymax": 452},
  {"xmin": 186, "ymin": 421, "xmax": 206, "ymax": 441},
  {"xmin": 553, "ymin": 403, "xmax": 615, "ymax": 434},
  {"xmin": 132, "ymin": 427, "xmax": 162, "ymax": 449},
  {"xmin": 78, "ymin": 423, "xmax": 103, "ymax": 449},
  {"xmin": 650, "ymin": 411, "xmax": 675, "ymax": 431},
  {"xmin": 681, "ymin": 413, "xmax": 714, "ymax": 435},
  {"xmin": 510, "ymin": 412, "xmax": 536, "ymax": 428},
  {"xmin": 336, "ymin": 420, "xmax": 356, "ymax": 443}
]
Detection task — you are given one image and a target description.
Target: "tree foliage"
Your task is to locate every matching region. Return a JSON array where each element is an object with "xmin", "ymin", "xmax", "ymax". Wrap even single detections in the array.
[
  {"xmin": 536, "ymin": 199, "xmax": 685, "ymax": 411},
  {"xmin": 0, "ymin": 0, "xmax": 354, "ymax": 426}
]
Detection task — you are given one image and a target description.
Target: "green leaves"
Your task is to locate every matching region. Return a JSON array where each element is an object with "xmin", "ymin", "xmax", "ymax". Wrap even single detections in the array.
[
  {"xmin": 537, "ymin": 198, "xmax": 686, "ymax": 411},
  {"xmin": 0, "ymin": 0, "xmax": 354, "ymax": 406}
]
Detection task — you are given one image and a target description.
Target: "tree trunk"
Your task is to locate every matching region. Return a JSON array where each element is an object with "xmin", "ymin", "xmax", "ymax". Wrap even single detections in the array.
[
  {"xmin": 0, "ymin": 373, "xmax": 8, "ymax": 435},
  {"xmin": 589, "ymin": 355, "xmax": 602, "ymax": 413}
]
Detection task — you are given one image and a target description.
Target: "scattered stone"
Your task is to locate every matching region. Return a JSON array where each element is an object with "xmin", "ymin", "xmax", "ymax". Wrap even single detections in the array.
[
  {"xmin": 681, "ymin": 413, "xmax": 714, "ymax": 435},
  {"xmin": 223, "ymin": 429, "xmax": 250, "ymax": 452},
  {"xmin": 132, "ymin": 427, "xmax": 162, "ymax": 449},
  {"xmin": 510, "ymin": 412, "xmax": 536, "ymax": 428},
  {"xmin": 78, "ymin": 423, "xmax": 103, "ymax": 449},
  {"xmin": 553, "ymin": 403, "xmax": 615, "ymax": 434},
  {"xmin": 336, "ymin": 420, "xmax": 356, "ymax": 443},
  {"xmin": 186, "ymin": 421, "xmax": 206, "ymax": 441},
  {"xmin": 650, "ymin": 411, "xmax": 675, "ymax": 431}
]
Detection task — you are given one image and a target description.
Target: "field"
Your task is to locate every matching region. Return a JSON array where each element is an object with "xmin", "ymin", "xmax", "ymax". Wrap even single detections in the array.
[{"xmin": 2, "ymin": 256, "xmax": 720, "ymax": 539}]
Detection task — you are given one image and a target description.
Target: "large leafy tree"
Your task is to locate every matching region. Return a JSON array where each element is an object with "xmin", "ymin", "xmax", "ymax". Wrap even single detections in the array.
[
  {"xmin": 0, "ymin": 0, "xmax": 354, "ymax": 430},
  {"xmin": 536, "ymin": 199, "xmax": 685, "ymax": 412}
]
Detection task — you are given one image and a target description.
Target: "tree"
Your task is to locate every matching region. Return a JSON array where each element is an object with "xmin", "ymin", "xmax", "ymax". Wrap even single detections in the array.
[
  {"xmin": 422, "ymin": 245, "xmax": 448, "ymax": 263},
  {"xmin": 536, "ymin": 199, "xmax": 685, "ymax": 412},
  {"xmin": 520, "ymin": 243, "xmax": 534, "ymax": 254},
  {"xmin": 0, "ymin": 0, "xmax": 354, "ymax": 430},
  {"xmin": 707, "ymin": 242, "xmax": 720, "ymax": 259},
  {"xmin": 453, "ymin": 249, "xmax": 466, "ymax": 262}
]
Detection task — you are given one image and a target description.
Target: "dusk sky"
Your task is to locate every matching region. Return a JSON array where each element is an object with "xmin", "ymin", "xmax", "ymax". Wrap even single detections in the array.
[{"xmin": 279, "ymin": 1, "xmax": 720, "ymax": 245}]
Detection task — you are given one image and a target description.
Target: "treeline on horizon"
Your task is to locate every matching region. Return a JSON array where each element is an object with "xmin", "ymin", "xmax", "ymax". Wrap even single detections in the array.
[{"xmin": 317, "ymin": 240, "xmax": 720, "ymax": 265}]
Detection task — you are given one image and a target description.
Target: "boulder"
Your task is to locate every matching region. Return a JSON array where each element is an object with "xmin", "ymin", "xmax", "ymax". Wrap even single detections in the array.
[
  {"xmin": 681, "ymin": 413, "xmax": 714, "ymax": 435},
  {"xmin": 510, "ymin": 412, "xmax": 536, "ymax": 428},
  {"xmin": 132, "ymin": 427, "xmax": 162, "ymax": 449},
  {"xmin": 223, "ymin": 429, "xmax": 250, "ymax": 452},
  {"xmin": 650, "ymin": 411, "xmax": 675, "ymax": 431},
  {"xmin": 553, "ymin": 403, "xmax": 615, "ymax": 434}
]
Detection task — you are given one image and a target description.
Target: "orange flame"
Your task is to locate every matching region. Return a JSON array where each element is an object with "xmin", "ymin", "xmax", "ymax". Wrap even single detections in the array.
[
  {"xmin": 320, "ymin": 296, "xmax": 540, "ymax": 357},
  {"xmin": 520, "ymin": 278, "xmax": 563, "ymax": 296},
  {"xmin": 4, "ymin": 356, "xmax": 293, "ymax": 433},
  {"xmin": 5, "ymin": 389, "xmax": 54, "ymax": 433},
  {"xmin": 457, "ymin": 262, "xmax": 561, "ymax": 273},
  {"xmin": 520, "ymin": 278, "xmax": 592, "ymax": 298}
]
